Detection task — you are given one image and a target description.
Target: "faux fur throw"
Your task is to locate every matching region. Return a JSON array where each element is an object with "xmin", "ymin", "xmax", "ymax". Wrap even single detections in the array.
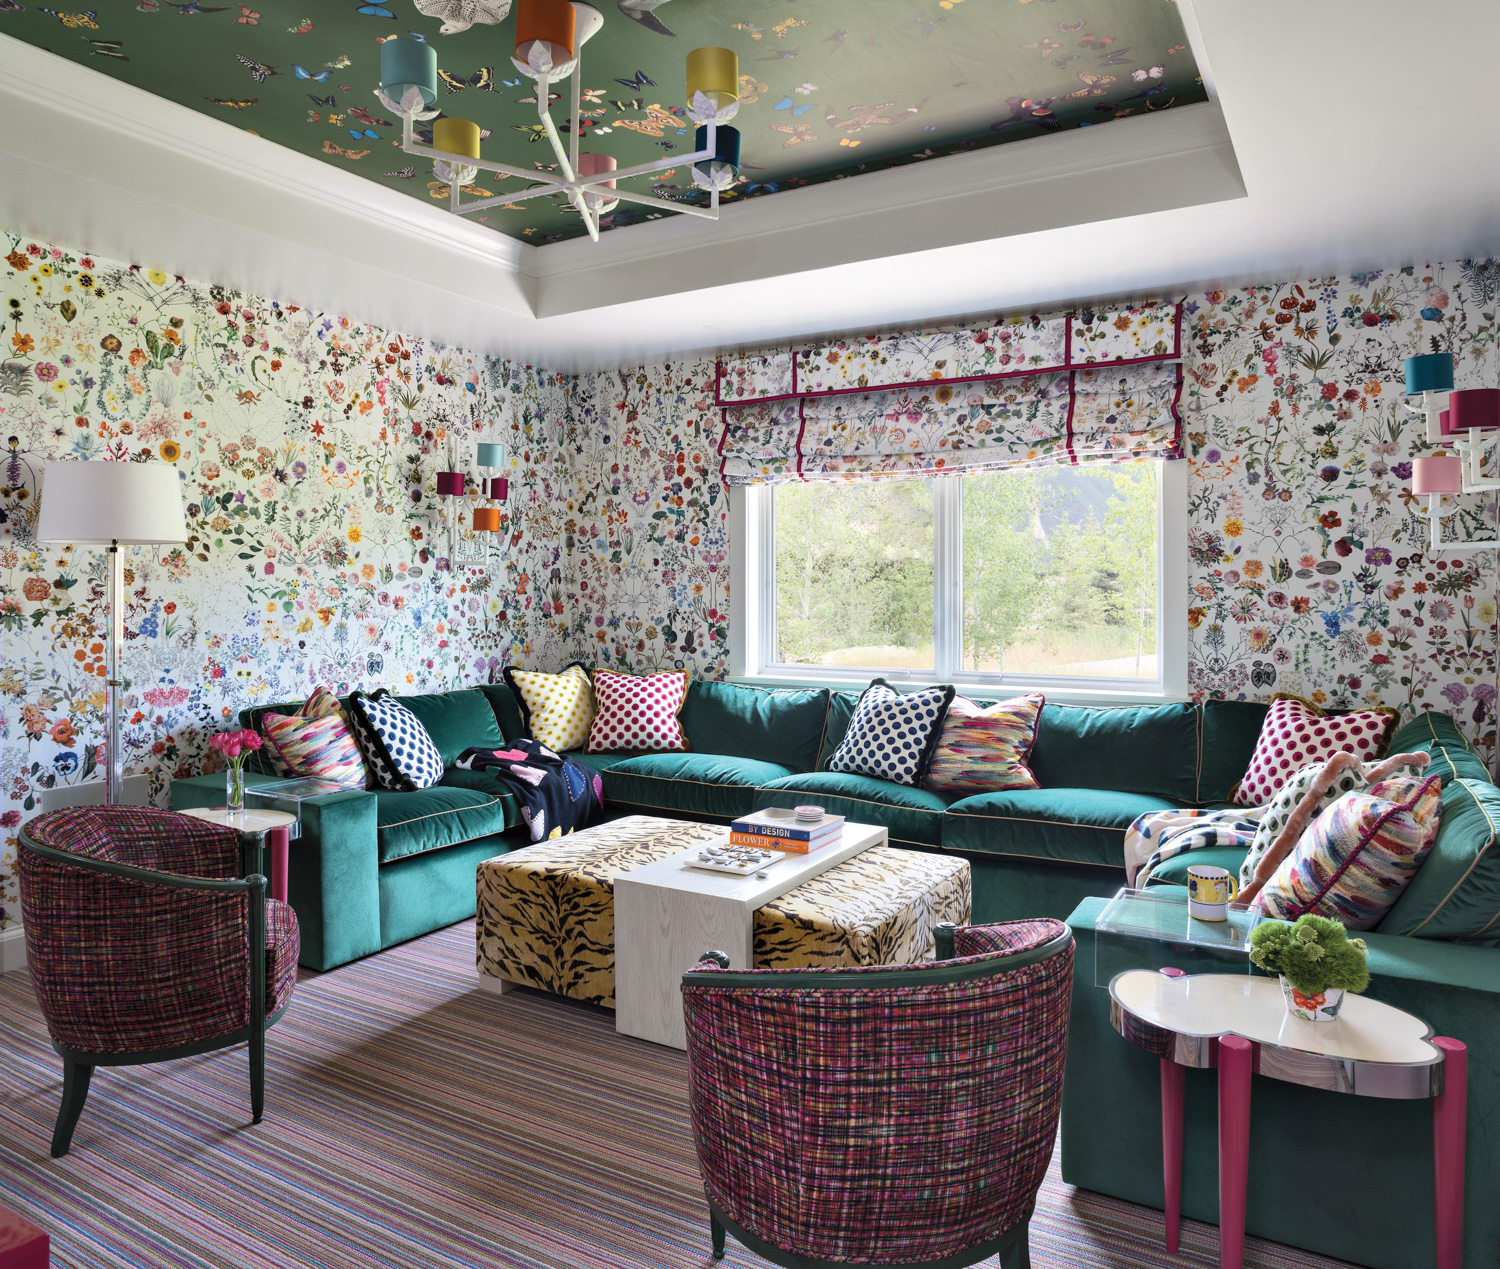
[{"xmin": 1238, "ymin": 750, "xmax": 1431, "ymax": 905}]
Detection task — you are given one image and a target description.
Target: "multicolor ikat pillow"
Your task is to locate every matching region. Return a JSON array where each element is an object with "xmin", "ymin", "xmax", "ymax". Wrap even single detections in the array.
[
  {"xmin": 504, "ymin": 662, "xmax": 596, "ymax": 753},
  {"xmin": 260, "ymin": 706, "xmax": 367, "ymax": 788},
  {"xmin": 923, "ymin": 693, "xmax": 1044, "ymax": 794},
  {"xmin": 1232, "ymin": 694, "xmax": 1399, "ymax": 807},
  {"xmin": 586, "ymin": 670, "xmax": 690, "ymax": 754},
  {"xmin": 1254, "ymin": 774, "xmax": 1443, "ymax": 930}
]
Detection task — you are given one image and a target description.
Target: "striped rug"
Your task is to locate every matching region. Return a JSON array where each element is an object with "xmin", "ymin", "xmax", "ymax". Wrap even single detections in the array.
[{"xmin": 0, "ymin": 921, "xmax": 1354, "ymax": 1269}]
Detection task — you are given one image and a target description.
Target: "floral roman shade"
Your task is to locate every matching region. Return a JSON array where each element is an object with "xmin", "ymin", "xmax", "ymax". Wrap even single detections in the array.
[{"xmin": 717, "ymin": 302, "xmax": 1184, "ymax": 485}]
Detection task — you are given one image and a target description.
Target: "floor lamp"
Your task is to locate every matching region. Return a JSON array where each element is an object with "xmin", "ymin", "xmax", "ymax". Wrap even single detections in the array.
[{"xmin": 35, "ymin": 461, "xmax": 187, "ymax": 805}]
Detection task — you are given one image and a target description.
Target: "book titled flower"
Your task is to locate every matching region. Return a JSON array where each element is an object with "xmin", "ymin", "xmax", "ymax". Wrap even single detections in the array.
[
  {"xmin": 729, "ymin": 809, "xmax": 844, "ymax": 844},
  {"xmin": 729, "ymin": 830, "xmax": 843, "ymax": 855}
]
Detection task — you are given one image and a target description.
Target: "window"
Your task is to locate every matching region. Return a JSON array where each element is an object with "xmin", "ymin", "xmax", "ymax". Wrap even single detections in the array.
[{"xmin": 733, "ymin": 460, "xmax": 1186, "ymax": 696}]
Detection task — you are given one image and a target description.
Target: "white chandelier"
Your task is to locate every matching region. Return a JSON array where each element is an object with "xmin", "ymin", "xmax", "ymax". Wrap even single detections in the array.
[{"xmin": 376, "ymin": 0, "xmax": 741, "ymax": 242}]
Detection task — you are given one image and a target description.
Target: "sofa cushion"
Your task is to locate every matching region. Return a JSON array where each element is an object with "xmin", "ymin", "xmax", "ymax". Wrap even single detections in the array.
[
  {"xmin": 600, "ymin": 753, "xmax": 794, "ymax": 820},
  {"xmin": 505, "ymin": 662, "xmax": 596, "ymax": 752},
  {"xmin": 1029, "ymin": 703, "xmax": 1200, "ymax": 803},
  {"xmin": 376, "ymin": 782, "xmax": 517, "ymax": 864},
  {"xmin": 678, "ymin": 680, "xmax": 830, "ymax": 773},
  {"xmin": 1380, "ymin": 775, "xmax": 1500, "ymax": 943},
  {"xmin": 818, "ymin": 692, "xmax": 861, "ymax": 769},
  {"xmin": 395, "ymin": 688, "xmax": 504, "ymax": 767},
  {"xmin": 348, "ymin": 690, "xmax": 445, "ymax": 792},
  {"xmin": 568, "ymin": 750, "xmax": 635, "ymax": 777},
  {"xmin": 943, "ymin": 787, "xmax": 1179, "ymax": 869},
  {"xmin": 1388, "ymin": 710, "xmax": 1491, "ymax": 786},
  {"xmin": 1143, "ymin": 846, "xmax": 1250, "ymax": 889},
  {"xmin": 586, "ymin": 669, "xmax": 690, "ymax": 754},
  {"xmin": 478, "ymin": 683, "xmax": 527, "ymax": 743},
  {"xmin": 827, "ymin": 679, "xmax": 955, "ymax": 787},
  {"xmin": 755, "ymin": 771, "xmax": 953, "ymax": 847},
  {"xmin": 1232, "ymin": 695, "xmax": 1400, "ymax": 806},
  {"xmin": 1198, "ymin": 700, "xmax": 1269, "ymax": 803}
]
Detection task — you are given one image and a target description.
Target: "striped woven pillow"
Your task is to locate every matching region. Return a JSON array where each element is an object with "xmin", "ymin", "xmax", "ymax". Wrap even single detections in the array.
[
  {"xmin": 923, "ymin": 693, "xmax": 1044, "ymax": 794},
  {"xmin": 1255, "ymin": 774, "xmax": 1442, "ymax": 930},
  {"xmin": 261, "ymin": 708, "xmax": 368, "ymax": 788}
]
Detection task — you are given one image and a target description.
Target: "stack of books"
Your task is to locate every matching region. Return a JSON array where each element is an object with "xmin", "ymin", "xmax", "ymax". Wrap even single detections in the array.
[{"xmin": 729, "ymin": 808, "xmax": 845, "ymax": 854}]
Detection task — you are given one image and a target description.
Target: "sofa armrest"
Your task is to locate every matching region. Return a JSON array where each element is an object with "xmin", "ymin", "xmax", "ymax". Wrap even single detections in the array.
[{"xmin": 171, "ymin": 773, "xmax": 381, "ymax": 970}]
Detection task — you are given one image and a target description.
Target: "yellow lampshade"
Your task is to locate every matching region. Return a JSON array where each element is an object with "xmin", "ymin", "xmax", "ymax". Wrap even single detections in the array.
[
  {"xmin": 433, "ymin": 117, "xmax": 480, "ymax": 160},
  {"xmin": 686, "ymin": 47, "xmax": 738, "ymax": 109}
]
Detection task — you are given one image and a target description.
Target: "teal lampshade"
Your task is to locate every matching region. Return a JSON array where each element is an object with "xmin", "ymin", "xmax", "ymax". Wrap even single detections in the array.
[
  {"xmin": 476, "ymin": 442, "xmax": 506, "ymax": 468},
  {"xmin": 380, "ymin": 38, "xmax": 438, "ymax": 109},
  {"xmin": 694, "ymin": 124, "xmax": 740, "ymax": 181},
  {"xmin": 1405, "ymin": 352, "xmax": 1454, "ymax": 395}
]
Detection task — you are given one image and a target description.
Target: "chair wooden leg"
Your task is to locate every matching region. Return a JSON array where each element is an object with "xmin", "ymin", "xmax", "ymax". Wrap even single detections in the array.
[
  {"xmin": 51, "ymin": 1061, "xmax": 93, "ymax": 1158},
  {"xmin": 250, "ymin": 1028, "xmax": 265, "ymax": 1124},
  {"xmin": 710, "ymin": 1209, "xmax": 726, "ymax": 1260},
  {"xmin": 999, "ymin": 1222, "xmax": 1031, "ymax": 1269}
]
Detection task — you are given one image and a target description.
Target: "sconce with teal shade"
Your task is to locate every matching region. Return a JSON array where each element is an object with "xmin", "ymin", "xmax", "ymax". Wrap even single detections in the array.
[
  {"xmin": 1404, "ymin": 352, "xmax": 1455, "ymax": 444},
  {"xmin": 379, "ymin": 38, "xmax": 438, "ymax": 111}
]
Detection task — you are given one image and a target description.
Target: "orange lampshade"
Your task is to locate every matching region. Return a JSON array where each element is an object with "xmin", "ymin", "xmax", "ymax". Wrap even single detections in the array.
[
  {"xmin": 472, "ymin": 507, "xmax": 501, "ymax": 532},
  {"xmin": 515, "ymin": 0, "xmax": 575, "ymax": 64}
]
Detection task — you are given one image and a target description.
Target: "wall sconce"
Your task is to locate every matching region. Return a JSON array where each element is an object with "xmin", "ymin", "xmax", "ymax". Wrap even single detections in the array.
[
  {"xmin": 472, "ymin": 442, "xmax": 508, "ymax": 533},
  {"xmin": 435, "ymin": 439, "xmax": 511, "ymax": 563},
  {"xmin": 1411, "ymin": 454, "xmax": 1500, "ymax": 552}
]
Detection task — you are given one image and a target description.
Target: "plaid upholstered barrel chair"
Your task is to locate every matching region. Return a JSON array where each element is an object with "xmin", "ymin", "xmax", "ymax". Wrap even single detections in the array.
[
  {"xmin": 681, "ymin": 918, "xmax": 1073, "ymax": 1269},
  {"xmin": 17, "ymin": 806, "xmax": 300, "ymax": 1157}
]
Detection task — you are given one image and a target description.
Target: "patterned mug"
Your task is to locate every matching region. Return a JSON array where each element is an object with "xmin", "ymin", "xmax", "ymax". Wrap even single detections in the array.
[{"xmin": 1186, "ymin": 864, "xmax": 1239, "ymax": 922}]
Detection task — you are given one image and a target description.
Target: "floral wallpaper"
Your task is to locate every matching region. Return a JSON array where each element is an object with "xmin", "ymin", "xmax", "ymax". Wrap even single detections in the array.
[
  {"xmin": 0, "ymin": 228, "xmax": 576, "ymax": 927},
  {"xmin": 1181, "ymin": 261, "xmax": 1499, "ymax": 755},
  {"xmin": 5, "ymin": 229, "xmax": 1497, "ymax": 930}
]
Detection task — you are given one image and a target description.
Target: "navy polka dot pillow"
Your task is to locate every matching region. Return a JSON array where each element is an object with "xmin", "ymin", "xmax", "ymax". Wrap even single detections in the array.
[
  {"xmin": 827, "ymin": 679, "xmax": 956, "ymax": 788},
  {"xmin": 348, "ymin": 689, "xmax": 444, "ymax": 791}
]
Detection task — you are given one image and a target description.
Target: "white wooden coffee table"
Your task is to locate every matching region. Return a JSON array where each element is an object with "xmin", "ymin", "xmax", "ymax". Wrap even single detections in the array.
[{"xmin": 613, "ymin": 821, "xmax": 888, "ymax": 1049}]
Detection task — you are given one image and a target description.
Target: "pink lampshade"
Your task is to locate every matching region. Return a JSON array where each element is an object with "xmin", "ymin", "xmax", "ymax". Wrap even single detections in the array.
[
  {"xmin": 436, "ymin": 471, "xmax": 465, "ymax": 496},
  {"xmin": 1442, "ymin": 387, "xmax": 1500, "ymax": 435},
  {"xmin": 1413, "ymin": 455, "xmax": 1464, "ymax": 495},
  {"xmin": 489, "ymin": 476, "xmax": 509, "ymax": 501},
  {"xmin": 577, "ymin": 152, "xmax": 617, "ymax": 191}
]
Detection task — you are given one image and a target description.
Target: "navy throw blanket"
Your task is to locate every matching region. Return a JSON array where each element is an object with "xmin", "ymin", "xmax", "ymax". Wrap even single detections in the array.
[{"xmin": 454, "ymin": 740, "xmax": 605, "ymax": 842}]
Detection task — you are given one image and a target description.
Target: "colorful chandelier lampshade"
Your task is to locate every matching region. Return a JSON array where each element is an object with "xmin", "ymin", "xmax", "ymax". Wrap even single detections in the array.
[
  {"xmin": 489, "ymin": 475, "xmax": 510, "ymax": 500},
  {"xmin": 472, "ymin": 506, "xmax": 502, "ymax": 532},
  {"xmin": 1443, "ymin": 387, "xmax": 1500, "ymax": 436},
  {"xmin": 476, "ymin": 442, "xmax": 506, "ymax": 468},
  {"xmin": 433, "ymin": 117, "xmax": 481, "ymax": 159},
  {"xmin": 686, "ymin": 46, "xmax": 739, "ymax": 110},
  {"xmin": 379, "ymin": 38, "xmax": 438, "ymax": 110},
  {"xmin": 577, "ymin": 153, "xmax": 619, "ymax": 210},
  {"xmin": 436, "ymin": 471, "xmax": 465, "ymax": 496},
  {"xmin": 692, "ymin": 125, "xmax": 740, "ymax": 190},
  {"xmin": 1405, "ymin": 352, "xmax": 1455, "ymax": 396},
  {"xmin": 1413, "ymin": 455, "xmax": 1464, "ymax": 495},
  {"xmin": 514, "ymin": 0, "xmax": 576, "ymax": 74}
]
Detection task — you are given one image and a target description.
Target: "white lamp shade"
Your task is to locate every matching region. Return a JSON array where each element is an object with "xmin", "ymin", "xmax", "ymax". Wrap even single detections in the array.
[{"xmin": 36, "ymin": 460, "xmax": 188, "ymax": 544}]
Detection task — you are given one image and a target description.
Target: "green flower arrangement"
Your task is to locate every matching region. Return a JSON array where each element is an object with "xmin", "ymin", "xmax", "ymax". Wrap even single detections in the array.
[{"xmin": 1248, "ymin": 914, "xmax": 1371, "ymax": 997}]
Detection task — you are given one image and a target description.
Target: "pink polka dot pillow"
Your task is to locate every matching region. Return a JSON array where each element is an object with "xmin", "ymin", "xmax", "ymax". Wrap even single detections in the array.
[
  {"xmin": 1232, "ymin": 694, "xmax": 1399, "ymax": 807},
  {"xmin": 586, "ymin": 670, "xmax": 691, "ymax": 755}
]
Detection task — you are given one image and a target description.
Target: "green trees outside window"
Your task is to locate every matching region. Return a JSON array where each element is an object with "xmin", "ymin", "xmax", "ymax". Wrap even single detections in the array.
[{"xmin": 772, "ymin": 463, "xmax": 1159, "ymax": 679}]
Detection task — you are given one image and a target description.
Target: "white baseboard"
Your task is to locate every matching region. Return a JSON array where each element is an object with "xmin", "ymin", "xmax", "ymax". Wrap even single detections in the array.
[{"xmin": 0, "ymin": 926, "xmax": 26, "ymax": 973}]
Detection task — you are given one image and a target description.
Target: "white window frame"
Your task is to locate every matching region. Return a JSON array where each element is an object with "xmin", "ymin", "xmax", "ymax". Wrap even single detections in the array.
[{"xmin": 728, "ymin": 460, "xmax": 1188, "ymax": 704}]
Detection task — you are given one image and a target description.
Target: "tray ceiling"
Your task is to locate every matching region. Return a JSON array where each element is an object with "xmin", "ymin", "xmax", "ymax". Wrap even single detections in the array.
[{"xmin": 0, "ymin": 0, "xmax": 1207, "ymax": 244}]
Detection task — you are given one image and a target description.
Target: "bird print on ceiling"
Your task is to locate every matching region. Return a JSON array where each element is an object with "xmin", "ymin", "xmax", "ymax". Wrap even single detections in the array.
[{"xmin": 618, "ymin": 0, "xmax": 673, "ymax": 37}]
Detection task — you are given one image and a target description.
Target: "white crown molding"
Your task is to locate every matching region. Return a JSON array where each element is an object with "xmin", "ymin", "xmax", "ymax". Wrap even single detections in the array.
[{"xmin": 532, "ymin": 101, "xmax": 1244, "ymax": 317}]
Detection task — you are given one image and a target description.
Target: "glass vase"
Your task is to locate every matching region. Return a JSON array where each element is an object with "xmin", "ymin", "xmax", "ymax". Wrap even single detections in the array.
[{"xmin": 226, "ymin": 763, "xmax": 245, "ymax": 814}]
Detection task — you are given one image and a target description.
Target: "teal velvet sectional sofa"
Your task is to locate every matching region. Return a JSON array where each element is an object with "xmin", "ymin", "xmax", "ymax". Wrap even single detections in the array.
[
  {"xmin": 1061, "ymin": 709, "xmax": 1500, "ymax": 1269},
  {"xmin": 175, "ymin": 677, "xmax": 1374, "ymax": 972}
]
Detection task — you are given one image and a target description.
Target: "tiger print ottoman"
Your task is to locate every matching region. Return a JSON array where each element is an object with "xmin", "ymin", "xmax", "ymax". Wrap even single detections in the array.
[{"xmin": 475, "ymin": 814, "xmax": 972, "ymax": 1007}]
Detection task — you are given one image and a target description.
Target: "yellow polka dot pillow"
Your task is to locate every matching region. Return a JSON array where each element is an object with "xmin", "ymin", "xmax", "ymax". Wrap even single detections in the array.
[{"xmin": 503, "ymin": 661, "xmax": 596, "ymax": 753}]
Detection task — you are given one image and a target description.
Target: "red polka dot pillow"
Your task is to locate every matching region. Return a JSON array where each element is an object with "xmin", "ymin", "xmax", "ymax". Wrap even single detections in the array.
[
  {"xmin": 1232, "ymin": 694, "xmax": 1400, "ymax": 807},
  {"xmin": 586, "ymin": 670, "xmax": 691, "ymax": 755}
]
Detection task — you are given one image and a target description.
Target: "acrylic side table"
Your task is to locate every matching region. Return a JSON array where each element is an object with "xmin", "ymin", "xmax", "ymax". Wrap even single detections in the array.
[
  {"xmin": 179, "ymin": 806, "xmax": 298, "ymax": 903},
  {"xmin": 1109, "ymin": 969, "xmax": 1466, "ymax": 1269}
]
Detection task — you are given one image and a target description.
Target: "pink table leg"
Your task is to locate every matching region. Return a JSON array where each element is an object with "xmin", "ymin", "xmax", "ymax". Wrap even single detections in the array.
[
  {"xmin": 268, "ymin": 826, "xmax": 290, "ymax": 904},
  {"xmin": 1158, "ymin": 966, "xmax": 1186, "ymax": 1253},
  {"xmin": 1432, "ymin": 1037, "xmax": 1467, "ymax": 1269},
  {"xmin": 1216, "ymin": 1035, "xmax": 1253, "ymax": 1269}
]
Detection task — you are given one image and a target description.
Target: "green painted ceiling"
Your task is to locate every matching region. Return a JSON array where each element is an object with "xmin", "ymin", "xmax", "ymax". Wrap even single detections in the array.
[{"xmin": 0, "ymin": 0, "xmax": 1207, "ymax": 244}]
